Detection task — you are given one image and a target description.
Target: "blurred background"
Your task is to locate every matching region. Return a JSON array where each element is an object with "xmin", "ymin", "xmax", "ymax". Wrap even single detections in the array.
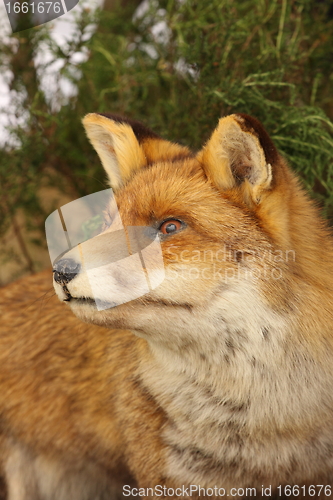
[{"xmin": 0, "ymin": 0, "xmax": 333, "ymax": 285}]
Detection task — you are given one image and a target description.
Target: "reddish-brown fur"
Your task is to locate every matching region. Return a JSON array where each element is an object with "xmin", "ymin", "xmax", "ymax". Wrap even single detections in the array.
[{"xmin": 1, "ymin": 114, "xmax": 333, "ymax": 499}]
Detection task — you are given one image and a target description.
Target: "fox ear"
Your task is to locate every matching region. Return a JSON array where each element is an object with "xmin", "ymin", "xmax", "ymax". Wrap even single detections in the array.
[
  {"xmin": 198, "ymin": 114, "xmax": 279, "ymax": 203},
  {"xmin": 82, "ymin": 113, "xmax": 147, "ymax": 190}
]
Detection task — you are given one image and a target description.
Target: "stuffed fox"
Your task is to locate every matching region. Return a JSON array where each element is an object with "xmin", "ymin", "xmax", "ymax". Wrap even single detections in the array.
[{"xmin": 1, "ymin": 113, "xmax": 333, "ymax": 500}]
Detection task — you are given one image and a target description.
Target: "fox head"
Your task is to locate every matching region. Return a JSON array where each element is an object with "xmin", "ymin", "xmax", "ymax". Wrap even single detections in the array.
[{"xmin": 52, "ymin": 113, "xmax": 333, "ymax": 354}]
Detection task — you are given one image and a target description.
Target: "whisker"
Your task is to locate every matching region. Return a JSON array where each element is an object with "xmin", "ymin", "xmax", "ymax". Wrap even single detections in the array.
[{"xmin": 24, "ymin": 286, "xmax": 56, "ymax": 313}]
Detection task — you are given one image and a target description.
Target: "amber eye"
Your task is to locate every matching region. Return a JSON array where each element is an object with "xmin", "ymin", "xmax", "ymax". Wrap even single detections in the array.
[{"xmin": 159, "ymin": 219, "xmax": 183, "ymax": 235}]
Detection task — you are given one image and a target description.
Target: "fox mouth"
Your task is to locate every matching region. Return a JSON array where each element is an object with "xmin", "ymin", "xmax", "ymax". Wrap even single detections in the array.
[
  {"xmin": 64, "ymin": 293, "xmax": 117, "ymax": 310},
  {"xmin": 65, "ymin": 296, "xmax": 96, "ymax": 305},
  {"xmin": 60, "ymin": 284, "xmax": 97, "ymax": 306}
]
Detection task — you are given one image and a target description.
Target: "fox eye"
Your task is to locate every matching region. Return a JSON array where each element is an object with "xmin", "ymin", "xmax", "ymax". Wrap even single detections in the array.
[{"xmin": 159, "ymin": 219, "xmax": 183, "ymax": 235}]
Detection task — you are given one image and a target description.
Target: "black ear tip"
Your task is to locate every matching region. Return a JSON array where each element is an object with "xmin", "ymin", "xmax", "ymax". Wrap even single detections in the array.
[
  {"xmin": 97, "ymin": 113, "xmax": 161, "ymax": 143},
  {"xmin": 235, "ymin": 114, "xmax": 279, "ymax": 166}
]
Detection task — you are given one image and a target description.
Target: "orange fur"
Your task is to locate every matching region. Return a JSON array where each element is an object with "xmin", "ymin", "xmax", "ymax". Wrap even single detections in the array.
[{"xmin": 1, "ymin": 114, "xmax": 333, "ymax": 499}]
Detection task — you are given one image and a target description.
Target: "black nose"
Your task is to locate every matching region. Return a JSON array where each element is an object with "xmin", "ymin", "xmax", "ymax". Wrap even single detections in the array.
[{"xmin": 53, "ymin": 258, "xmax": 81, "ymax": 284}]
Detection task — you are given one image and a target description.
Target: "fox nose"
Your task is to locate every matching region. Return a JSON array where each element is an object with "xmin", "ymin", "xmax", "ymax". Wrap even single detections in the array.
[{"xmin": 53, "ymin": 258, "xmax": 81, "ymax": 284}]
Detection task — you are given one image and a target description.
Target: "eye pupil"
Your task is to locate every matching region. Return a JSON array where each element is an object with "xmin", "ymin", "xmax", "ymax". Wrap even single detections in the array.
[
  {"xmin": 165, "ymin": 223, "xmax": 177, "ymax": 233},
  {"xmin": 159, "ymin": 219, "xmax": 183, "ymax": 235}
]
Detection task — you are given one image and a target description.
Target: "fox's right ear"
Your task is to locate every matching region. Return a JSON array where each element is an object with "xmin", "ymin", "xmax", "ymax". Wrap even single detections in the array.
[
  {"xmin": 82, "ymin": 113, "xmax": 147, "ymax": 190},
  {"xmin": 197, "ymin": 114, "xmax": 280, "ymax": 204}
]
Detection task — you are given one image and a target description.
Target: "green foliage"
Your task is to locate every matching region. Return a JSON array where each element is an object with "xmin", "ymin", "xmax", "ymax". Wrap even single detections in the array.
[
  {"xmin": 1, "ymin": 0, "xmax": 333, "ymax": 282},
  {"xmin": 82, "ymin": 0, "xmax": 333, "ymax": 213}
]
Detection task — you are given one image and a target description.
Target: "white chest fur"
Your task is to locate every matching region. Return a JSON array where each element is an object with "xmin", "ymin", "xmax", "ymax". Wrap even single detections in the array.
[{"xmin": 138, "ymin": 282, "xmax": 333, "ymax": 490}]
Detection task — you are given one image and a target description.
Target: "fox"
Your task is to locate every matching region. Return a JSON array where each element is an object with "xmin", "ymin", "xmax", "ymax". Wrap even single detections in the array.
[{"xmin": 1, "ymin": 112, "xmax": 333, "ymax": 500}]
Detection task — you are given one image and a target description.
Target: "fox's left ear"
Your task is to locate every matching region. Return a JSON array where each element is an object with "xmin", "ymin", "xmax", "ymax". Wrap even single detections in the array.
[
  {"xmin": 82, "ymin": 113, "xmax": 148, "ymax": 190},
  {"xmin": 197, "ymin": 114, "xmax": 280, "ymax": 204}
]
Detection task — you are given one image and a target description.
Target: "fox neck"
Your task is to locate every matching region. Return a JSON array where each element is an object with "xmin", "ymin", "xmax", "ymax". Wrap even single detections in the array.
[
  {"xmin": 137, "ymin": 277, "xmax": 331, "ymax": 436},
  {"xmin": 138, "ymin": 281, "xmax": 287, "ymax": 421},
  {"xmin": 261, "ymin": 173, "xmax": 333, "ymax": 290},
  {"xmin": 140, "ymin": 328, "xmax": 332, "ymax": 488},
  {"xmin": 135, "ymin": 290, "xmax": 332, "ymax": 491}
]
